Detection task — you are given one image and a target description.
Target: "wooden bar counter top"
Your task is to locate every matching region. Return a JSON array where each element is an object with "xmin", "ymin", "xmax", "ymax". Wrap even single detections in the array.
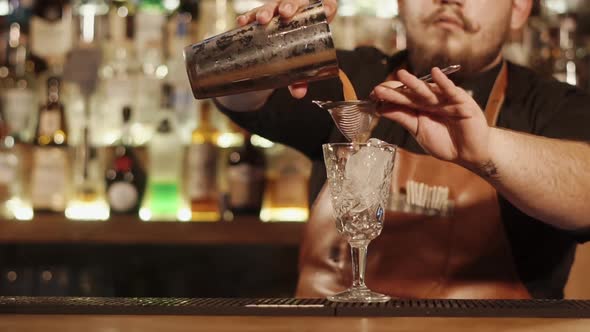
[
  {"xmin": 1, "ymin": 314, "xmax": 589, "ymax": 332},
  {"xmin": 1, "ymin": 297, "xmax": 590, "ymax": 331}
]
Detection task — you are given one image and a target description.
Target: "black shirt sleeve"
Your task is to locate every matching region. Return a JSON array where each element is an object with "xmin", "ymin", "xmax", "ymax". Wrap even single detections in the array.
[
  {"xmin": 219, "ymin": 77, "xmax": 340, "ymax": 162},
  {"xmin": 216, "ymin": 47, "xmax": 391, "ymax": 162},
  {"xmin": 528, "ymin": 75, "xmax": 590, "ymax": 142}
]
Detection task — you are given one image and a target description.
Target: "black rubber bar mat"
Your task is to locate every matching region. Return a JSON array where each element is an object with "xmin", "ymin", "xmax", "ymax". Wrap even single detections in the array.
[{"xmin": 2, "ymin": 297, "xmax": 590, "ymax": 318}]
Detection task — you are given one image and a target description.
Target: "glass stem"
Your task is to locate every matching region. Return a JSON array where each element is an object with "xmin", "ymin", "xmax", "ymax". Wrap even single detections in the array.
[{"xmin": 350, "ymin": 241, "xmax": 369, "ymax": 290}]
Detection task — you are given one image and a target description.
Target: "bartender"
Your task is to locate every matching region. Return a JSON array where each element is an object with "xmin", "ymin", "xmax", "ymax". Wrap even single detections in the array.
[{"xmin": 216, "ymin": 0, "xmax": 590, "ymax": 299}]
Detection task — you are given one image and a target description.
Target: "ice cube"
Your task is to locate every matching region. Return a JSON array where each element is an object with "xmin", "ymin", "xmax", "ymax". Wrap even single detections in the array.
[{"xmin": 344, "ymin": 139, "xmax": 394, "ymax": 207}]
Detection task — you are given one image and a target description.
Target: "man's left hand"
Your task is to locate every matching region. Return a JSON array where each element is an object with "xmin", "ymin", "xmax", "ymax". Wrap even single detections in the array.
[{"xmin": 372, "ymin": 67, "xmax": 491, "ymax": 169}]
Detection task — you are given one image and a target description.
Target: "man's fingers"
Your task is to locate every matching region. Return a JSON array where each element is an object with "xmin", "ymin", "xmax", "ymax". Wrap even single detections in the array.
[
  {"xmin": 322, "ymin": 0, "xmax": 338, "ymax": 22},
  {"xmin": 236, "ymin": 10, "xmax": 258, "ymax": 26},
  {"xmin": 380, "ymin": 108, "xmax": 419, "ymax": 137},
  {"xmin": 373, "ymin": 85, "xmax": 415, "ymax": 106},
  {"xmin": 397, "ymin": 69, "xmax": 441, "ymax": 105},
  {"xmin": 373, "ymin": 85, "xmax": 469, "ymax": 119},
  {"xmin": 373, "ymin": 85, "xmax": 431, "ymax": 111},
  {"xmin": 237, "ymin": 0, "xmax": 316, "ymax": 26},
  {"xmin": 288, "ymin": 83, "xmax": 308, "ymax": 99},
  {"xmin": 431, "ymin": 67, "xmax": 468, "ymax": 103},
  {"xmin": 279, "ymin": 0, "xmax": 310, "ymax": 18},
  {"xmin": 255, "ymin": 2, "xmax": 281, "ymax": 24}
]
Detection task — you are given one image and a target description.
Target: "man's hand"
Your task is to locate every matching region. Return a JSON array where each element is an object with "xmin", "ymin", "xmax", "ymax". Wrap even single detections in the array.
[
  {"xmin": 371, "ymin": 68, "xmax": 492, "ymax": 171},
  {"xmin": 236, "ymin": 0, "xmax": 338, "ymax": 99}
]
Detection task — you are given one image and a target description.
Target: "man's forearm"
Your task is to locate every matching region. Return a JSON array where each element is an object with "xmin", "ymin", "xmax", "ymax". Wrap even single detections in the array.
[
  {"xmin": 215, "ymin": 89, "xmax": 274, "ymax": 112},
  {"xmin": 475, "ymin": 128, "xmax": 590, "ymax": 231}
]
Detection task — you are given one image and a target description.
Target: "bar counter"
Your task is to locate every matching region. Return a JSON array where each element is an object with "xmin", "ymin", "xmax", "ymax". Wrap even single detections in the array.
[{"xmin": 1, "ymin": 297, "xmax": 590, "ymax": 331}]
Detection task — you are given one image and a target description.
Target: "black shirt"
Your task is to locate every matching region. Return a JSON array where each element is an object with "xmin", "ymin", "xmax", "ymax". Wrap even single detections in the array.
[{"xmin": 219, "ymin": 47, "xmax": 590, "ymax": 299}]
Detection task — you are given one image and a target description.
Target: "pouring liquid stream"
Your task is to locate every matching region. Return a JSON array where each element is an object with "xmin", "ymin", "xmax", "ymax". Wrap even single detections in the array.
[
  {"xmin": 311, "ymin": 69, "xmax": 383, "ymax": 144},
  {"xmin": 310, "ymin": 69, "xmax": 379, "ymax": 144}
]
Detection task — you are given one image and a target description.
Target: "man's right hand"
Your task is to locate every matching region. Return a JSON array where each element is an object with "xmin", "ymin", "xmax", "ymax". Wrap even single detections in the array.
[
  {"xmin": 236, "ymin": 0, "xmax": 338, "ymax": 99},
  {"xmin": 237, "ymin": 0, "xmax": 338, "ymax": 26}
]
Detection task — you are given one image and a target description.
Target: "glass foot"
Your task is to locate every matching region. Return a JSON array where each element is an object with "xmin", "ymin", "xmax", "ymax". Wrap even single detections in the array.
[{"xmin": 327, "ymin": 287, "xmax": 391, "ymax": 303}]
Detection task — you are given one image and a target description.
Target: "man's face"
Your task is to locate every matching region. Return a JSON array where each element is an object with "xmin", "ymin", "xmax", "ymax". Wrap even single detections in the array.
[{"xmin": 399, "ymin": 0, "xmax": 513, "ymax": 76}]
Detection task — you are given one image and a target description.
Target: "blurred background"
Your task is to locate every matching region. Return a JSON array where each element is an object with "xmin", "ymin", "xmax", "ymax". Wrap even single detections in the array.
[{"xmin": 0, "ymin": 0, "xmax": 589, "ymax": 298}]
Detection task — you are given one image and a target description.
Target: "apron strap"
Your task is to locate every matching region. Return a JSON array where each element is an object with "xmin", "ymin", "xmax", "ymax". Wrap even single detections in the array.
[{"xmin": 484, "ymin": 62, "xmax": 508, "ymax": 127}]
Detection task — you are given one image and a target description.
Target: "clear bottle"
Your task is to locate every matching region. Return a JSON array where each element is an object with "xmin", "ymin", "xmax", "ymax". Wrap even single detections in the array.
[
  {"xmin": 0, "ymin": 103, "xmax": 19, "ymax": 219},
  {"xmin": 133, "ymin": 0, "xmax": 167, "ymax": 144},
  {"xmin": 0, "ymin": 22, "xmax": 36, "ymax": 143},
  {"xmin": 165, "ymin": 10, "xmax": 196, "ymax": 144},
  {"xmin": 72, "ymin": 0, "xmax": 109, "ymax": 45},
  {"xmin": 30, "ymin": 0, "xmax": 73, "ymax": 72},
  {"xmin": 552, "ymin": 15, "xmax": 578, "ymax": 86},
  {"xmin": 227, "ymin": 132, "xmax": 266, "ymax": 216},
  {"xmin": 186, "ymin": 99, "xmax": 221, "ymax": 222},
  {"xmin": 105, "ymin": 106, "xmax": 146, "ymax": 215},
  {"xmin": 141, "ymin": 84, "xmax": 185, "ymax": 221},
  {"xmin": 108, "ymin": 0, "xmax": 135, "ymax": 40},
  {"xmin": 30, "ymin": 76, "xmax": 70, "ymax": 212},
  {"xmin": 94, "ymin": 0, "xmax": 139, "ymax": 145},
  {"xmin": 66, "ymin": 144, "xmax": 109, "ymax": 221}
]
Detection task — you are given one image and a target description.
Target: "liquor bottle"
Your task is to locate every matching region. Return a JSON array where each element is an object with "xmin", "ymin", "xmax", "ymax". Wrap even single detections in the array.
[
  {"xmin": 66, "ymin": 134, "xmax": 109, "ymax": 221},
  {"xmin": 199, "ymin": 0, "xmax": 234, "ymax": 40},
  {"xmin": 1, "ymin": 0, "xmax": 11, "ymax": 68},
  {"xmin": 0, "ymin": 4, "xmax": 7, "ymax": 69},
  {"xmin": 186, "ymin": 99, "xmax": 221, "ymax": 222},
  {"xmin": 108, "ymin": 0, "xmax": 135, "ymax": 44},
  {"xmin": 30, "ymin": 76, "xmax": 70, "ymax": 212},
  {"xmin": 260, "ymin": 146, "xmax": 310, "ymax": 222},
  {"xmin": 141, "ymin": 85, "xmax": 185, "ymax": 221},
  {"xmin": 0, "ymin": 22, "xmax": 36, "ymax": 142},
  {"xmin": 93, "ymin": 0, "xmax": 138, "ymax": 145},
  {"xmin": 72, "ymin": 0, "xmax": 109, "ymax": 45},
  {"xmin": 0, "ymin": 105, "xmax": 18, "ymax": 219},
  {"xmin": 135, "ymin": 0, "xmax": 166, "ymax": 77},
  {"xmin": 30, "ymin": 0, "xmax": 73, "ymax": 71},
  {"xmin": 553, "ymin": 15, "xmax": 578, "ymax": 86},
  {"xmin": 227, "ymin": 132, "xmax": 266, "ymax": 216},
  {"xmin": 6, "ymin": 0, "xmax": 34, "ymax": 33},
  {"xmin": 133, "ymin": 0, "xmax": 167, "ymax": 145},
  {"xmin": 165, "ymin": 10, "xmax": 196, "ymax": 144},
  {"xmin": 105, "ymin": 106, "xmax": 146, "ymax": 214}
]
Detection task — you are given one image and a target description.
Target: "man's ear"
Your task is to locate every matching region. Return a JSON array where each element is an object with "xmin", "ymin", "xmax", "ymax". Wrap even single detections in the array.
[{"xmin": 511, "ymin": 0, "xmax": 533, "ymax": 30}]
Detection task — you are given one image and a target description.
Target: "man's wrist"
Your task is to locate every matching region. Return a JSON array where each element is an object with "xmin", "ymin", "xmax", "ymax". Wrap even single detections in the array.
[{"xmin": 464, "ymin": 127, "xmax": 503, "ymax": 181}]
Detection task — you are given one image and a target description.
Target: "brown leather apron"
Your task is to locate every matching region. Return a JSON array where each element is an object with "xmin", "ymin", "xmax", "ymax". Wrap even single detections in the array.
[{"xmin": 296, "ymin": 63, "xmax": 532, "ymax": 299}]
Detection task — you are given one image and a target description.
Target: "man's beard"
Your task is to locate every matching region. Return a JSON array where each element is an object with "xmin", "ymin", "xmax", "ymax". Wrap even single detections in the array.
[
  {"xmin": 406, "ymin": 34, "xmax": 505, "ymax": 79},
  {"xmin": 403, "ymin": 7, "xmax": 510, "ymax": 78}
]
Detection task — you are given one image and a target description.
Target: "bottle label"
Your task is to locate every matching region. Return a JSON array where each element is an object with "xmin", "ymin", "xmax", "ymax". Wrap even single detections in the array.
[
  {"xmin": 105, "ymin": 78, "xmax": 136, "ymax": 105},
  {"xmin": 1, "ymin": 88, "xmax": 35, "ymax": 133},
  {"xmin": 135, "ymin": 11, "xmax": 165, "ymax": 53},
  {"xmin": 274, "ymin": 175, "xmax": 307, "ymax": 205},
  {"xmin": 187, "ymin": 144, "xmax": 218, "ymax": 200},
  {"xmin": 135, "ymin": 77, "xmax": 161, "ymax": 123},
  {"xmin": 107, "ymin": 182, "xmax": 138, "ymax": 212},
  {"xmin": 39, "ymin": 110, "xmax": 61, "ymax": 136},
  {"xmin": 228, "ymin": 164, "xmax": 264, "ymax": 208},
  {"xmin": 0, "ymin": 153, "xmax": 17, "ymax": 185},
  {"xmin": 31, "ymin": 16, "xmax": 73, "ymax": 59},
  {"xmin": 272, "ymin": 164, "xmax": 308, "ymax": 206},
  {"xmin": 31, "ymin": 147, "xmax": 69, "ymax": 210}
]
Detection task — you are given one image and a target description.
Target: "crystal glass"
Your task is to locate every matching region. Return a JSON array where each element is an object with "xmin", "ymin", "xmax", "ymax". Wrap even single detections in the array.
[{"xmin": 322, "ymin": 140, "xmax": 396, "ymax": 302}]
